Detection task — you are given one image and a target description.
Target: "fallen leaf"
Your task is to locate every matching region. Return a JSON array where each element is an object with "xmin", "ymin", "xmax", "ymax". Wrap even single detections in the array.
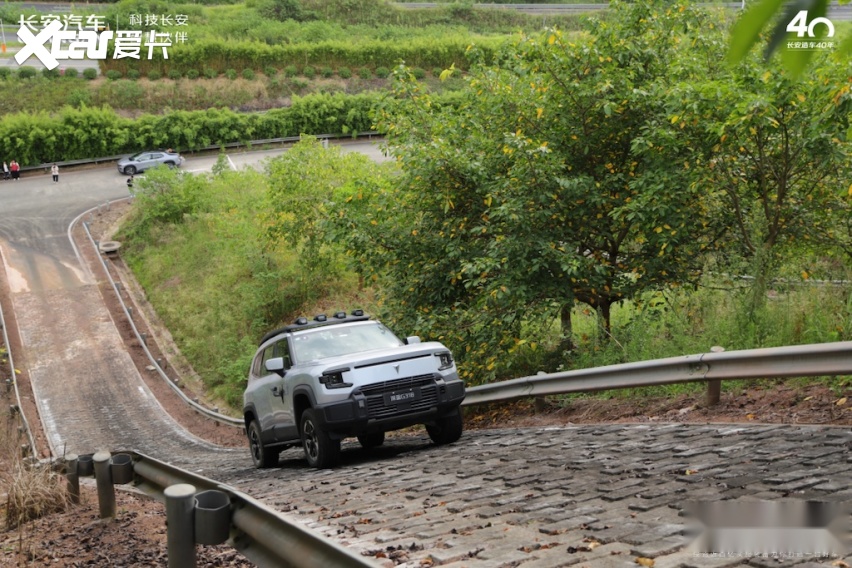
[
  {"xmin": 831, "ymin": 561, "xmax": 849, "ymax": 568},
  {"xmin": 685, "ymin": 469, "xmax": 699, "ymax": 475},
  {"xmin": 836, "ymin": 397, "xmax": 847, "ymax": 406},
  {"xmin": 636, "ymin": 557, "xmax": 655, "ymax": 567},
  {"xmin": 802, "ymin": 396, "xmax": 813, "ymax": 402},
  {"xmin": 746, "ymin": 413, "xmax": 756, "ymax": 420}
]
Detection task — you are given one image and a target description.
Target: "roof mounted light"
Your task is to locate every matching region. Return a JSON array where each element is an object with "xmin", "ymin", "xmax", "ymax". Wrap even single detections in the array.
[
  {"xmin": 333, "ymin": 311, "xmax": 347, "ymax": 319},
  {"xmin": 351, "ymin": 309, "xmax": 364, "ymax": 317},
  {"xmin": 314, "ymin": 314, "xmax": 327, "ymax": 322},
  {"xmin": 294, "ymin": 317, "xmax": 308, "ymax": 326}
]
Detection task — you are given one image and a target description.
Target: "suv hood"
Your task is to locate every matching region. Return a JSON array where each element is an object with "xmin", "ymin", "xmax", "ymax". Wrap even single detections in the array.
[{"xmin": 301, "ymin": 342, "xmax": 448, "ymax": 375}]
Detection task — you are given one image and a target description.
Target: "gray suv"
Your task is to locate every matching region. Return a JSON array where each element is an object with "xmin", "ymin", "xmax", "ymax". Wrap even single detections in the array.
[{"xmin": 243, "ymin": 311, "xmax": 466, "ymax": 469}]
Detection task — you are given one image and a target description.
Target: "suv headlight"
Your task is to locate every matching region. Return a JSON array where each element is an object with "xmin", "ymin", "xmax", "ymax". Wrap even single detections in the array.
[
  {"xmin": 319, "ymin": 369, "xmax": 352, "ymax": 389},
  {"xmin": 436, "ymin": 351, "xmax": 454, "ymax": 371}
]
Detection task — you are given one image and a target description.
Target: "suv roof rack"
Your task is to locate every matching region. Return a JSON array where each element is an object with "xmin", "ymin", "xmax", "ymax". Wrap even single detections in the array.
[{"xmin": 258, "ymin": 310, "xmax": 370, "ymax": 346}]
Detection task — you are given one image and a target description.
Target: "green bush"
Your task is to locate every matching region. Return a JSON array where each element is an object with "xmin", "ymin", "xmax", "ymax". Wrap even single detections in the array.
[
  {"xmin": 147, "ymin": 70, "xmax": 162, "ymax": 81},
  {"xmin": 358, "ymin": 67, "xmax": 372, "ymax": 79},
  {"xmin": 127, "ymin": 69, "xmax": 141, "ymax": 80},
  {"xmin": 284, "ymin": 65, "xmax": 298, "ymax": 77},
  {"xmin": 291, "ymin": 78, "xmax": 309, "ymax": 92},
  {"xmin": 321, "ymin": 66, "xmax": 333, "ymax": 78},
  {"xmin": 168, "ymin": 69, "xmax": 183, "ymax": 80},
  {"xmin": 204, "ymin": 67, "xmax": 218, "ymax": 79},
  {"xmin": 337, "ymin": 67, "xmax": 351, "ymax": 79},
  {"xmin": 67, "ymin": 89, "xmax": 91, "ymax": 108},
  {"xmin": 432, "ymin": 67, "xmax": 443, "ymax": 78},
  {"xmin": 18, "ymin": 67, "xmax": 38, "ymax": 79},
  {"xmin": 264, "ymin": 66, "xmax": 278, "ymax": 77},
  {"xmin": 302, "ymin": 66, "xmax": 315, "ymax": 79},
  {"xmin": 83, "ymin": 68, "xmax": 98, "ymax": 80},
  {"xmin": 375, "ymin": 66, "xmax": 390, "ymax": 79},
  {"xmin": 0, "ymin": 90, "xmax": 417, "ymax": 164},
  {"xmin": 0, "ymin": 67, "xmax": 11, "ymax": 80},
  {"xmin": 105, "ymin": 70, "xmax": 122, "ymax": 81},
  {"xmin": 186, "ymin": 69, "xmax": 200, "ymax": 79},
  {"xmin": 42, "ymin": 68, "xmax": 61, "ymax": 79},
  {"xmin": 225, "ymin": 69, "xmax": 238, "ymax": 80},
  {"xmin": 412, "ymin": 67, "xmax": 426, "ymax": 79},
  {"xmin": 63, "ymin": 68, "xmax": 79, "ymax": 79},
  {"xmin": 242, "ymin": 68, "xmax": 256, "ymax": 80}
]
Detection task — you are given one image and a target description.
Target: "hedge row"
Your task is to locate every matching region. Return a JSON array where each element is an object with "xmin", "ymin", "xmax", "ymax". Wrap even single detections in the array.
[
  {"xmin": 101, "ymin": 36, "xmax": 499, "ymax": 76},
  {"xmin": 0, "ymin": 92, "xmax": 382, "ymax": 166}
]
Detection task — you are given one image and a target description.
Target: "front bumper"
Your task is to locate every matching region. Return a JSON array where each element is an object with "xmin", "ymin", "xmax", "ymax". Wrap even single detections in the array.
[{"xmin": 313, "ymin": 376, "xmax": 465, "ymax": 436}]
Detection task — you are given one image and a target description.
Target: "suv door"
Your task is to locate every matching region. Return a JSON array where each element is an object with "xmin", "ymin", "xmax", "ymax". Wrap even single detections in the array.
[{"xmin": 260, "ymin": 339, "xmax": 294, "ymax": 441}]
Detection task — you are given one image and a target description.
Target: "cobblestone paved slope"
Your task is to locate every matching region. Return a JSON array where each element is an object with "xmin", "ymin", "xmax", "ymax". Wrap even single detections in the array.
[{"xmin": 216, "ymin": 424, "xmax": 851, "ymax": 568}]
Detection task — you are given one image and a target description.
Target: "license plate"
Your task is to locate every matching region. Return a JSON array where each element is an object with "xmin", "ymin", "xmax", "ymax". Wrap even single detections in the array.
[{"xmin": 384, "ymin": 387, "xmax": 421, "ymax": 406}]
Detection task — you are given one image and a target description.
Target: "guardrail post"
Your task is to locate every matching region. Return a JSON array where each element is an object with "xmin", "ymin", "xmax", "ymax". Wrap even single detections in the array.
[
  {"xmin": 65, "ymin": 453, "xmax": 80, "ymax": 504},
  {"xmin": 194, "ymin": 490, "xmax": 231, "ymax": 545},
  {"xmin": 93, "ymin": 450, "xmax": 116, "ymax": 518},
  {"xmin": 706, "ymin": 346, "xmax": 725, "ymax": 406},
  {"xmin": 165, "ymin": 483, "xmax": 197, "ymax": 568}
]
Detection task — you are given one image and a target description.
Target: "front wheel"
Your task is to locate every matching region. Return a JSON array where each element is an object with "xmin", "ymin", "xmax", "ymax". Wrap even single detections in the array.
[
  {"xmin": 301, "ymin": 409, "xmax": 340, "ymax": 469},
  {"xmin": 123, "ymin": 165, "xmax": 137, "ymax": 175},
  {"xmin": 426, "ymin": 407, "xmax": 463, "ymax": 445},
  {"xmin": 247, "ymin": 420, "xmax": 279, "ymax": 469}
]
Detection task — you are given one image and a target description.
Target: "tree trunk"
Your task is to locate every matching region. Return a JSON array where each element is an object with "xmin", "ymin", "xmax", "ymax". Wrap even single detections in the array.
[{"xmin": 559, "ymin": 302, "xmax": 574, "ymax": 351}]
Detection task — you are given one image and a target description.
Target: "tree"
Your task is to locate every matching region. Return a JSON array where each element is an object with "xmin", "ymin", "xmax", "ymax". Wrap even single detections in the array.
[
  {"xmin": 344, "ymin": 0, "xmax": 726, "ymax": 381},
  {"xmin": 263, "ymin": 137, "xmax": 382, "ymax": 281},
  {"xmin": 673, "ymin": 55, "xmax": 852, "ymax": 313}
]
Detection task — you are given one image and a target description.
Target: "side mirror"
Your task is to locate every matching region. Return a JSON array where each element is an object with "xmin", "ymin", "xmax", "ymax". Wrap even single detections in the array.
[
  {"xmin": 264, "ymin": 357, "xmax": 286, "ymax": 376},
  {"xmin": 405, "ymin": 336, "xmax": 421, "ymax": 345}
]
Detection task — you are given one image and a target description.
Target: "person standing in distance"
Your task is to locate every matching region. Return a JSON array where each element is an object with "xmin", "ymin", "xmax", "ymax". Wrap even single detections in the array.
[
  {"xmin": 51, "ymin": 163, "xmax": 59, "ymax": 183},
  {"xmin": 10, "ymin": 160, "xmax": 20, "ymax": 180}
]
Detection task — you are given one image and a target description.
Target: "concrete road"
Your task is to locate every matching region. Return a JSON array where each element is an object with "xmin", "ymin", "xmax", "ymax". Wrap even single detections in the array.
[{"xmin": 0, "ymin": 141, "xmax": 384, "ymax": 457}]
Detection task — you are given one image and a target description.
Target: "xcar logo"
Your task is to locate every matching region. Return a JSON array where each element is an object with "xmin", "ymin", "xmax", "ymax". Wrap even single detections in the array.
[{"xmin": 16, "ymin": 20, "xmax": 113, "ymax": 70}]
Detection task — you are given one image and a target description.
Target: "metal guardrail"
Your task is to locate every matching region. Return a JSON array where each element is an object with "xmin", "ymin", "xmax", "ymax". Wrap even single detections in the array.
[
  {"xmin": 65, "ymin": 450, "xmax": 377, "ymax": 568},
  {"xmin": 0, "ymin": 248, "xmax": 38, "ymax": 460},
  {"xmin": 462, "ymin": 341, "xmax": 852, "ymax": 406},
  {"xmin": 80, "ymin": 217, "xmax": 243, "ymax": 428}
]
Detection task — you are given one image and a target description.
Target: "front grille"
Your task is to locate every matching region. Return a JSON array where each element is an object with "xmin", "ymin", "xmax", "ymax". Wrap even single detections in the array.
[{"xmin": 359, "ymin": 374, "xmax": 438, "ymax": 419}]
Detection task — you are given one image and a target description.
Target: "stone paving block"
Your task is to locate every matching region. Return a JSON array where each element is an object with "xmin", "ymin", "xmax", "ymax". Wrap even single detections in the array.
[
  {"xmin": 653, "ymin": 550, "xmax": 751, "ymax": 568},
  {"xmin": 623, "ymin": 524, "xmax": 688, "ymax": 547},
  {"xmin": 630, "ymin": 535, "xmax": 690, "ymax": 558},
  {"xmin": 539, "ymin": 515, "xmax": 600, "ymax": 535},
  {"xmin": 583, "ymin": 522, "xmax": 646, "ymax": 544}
]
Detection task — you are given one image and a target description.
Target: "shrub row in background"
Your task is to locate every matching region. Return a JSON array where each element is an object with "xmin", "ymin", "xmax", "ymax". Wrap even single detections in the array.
[
  {"xmin": 99, "ymin": 64, "xmax": 412, "ymax": 81},
  {"xmin": 101, "ymin": 36, "xmax": 499, "ymax": 76},
  {"xmin": 0, "ymin": 91, "xmax": 466, "ymax": 166}
]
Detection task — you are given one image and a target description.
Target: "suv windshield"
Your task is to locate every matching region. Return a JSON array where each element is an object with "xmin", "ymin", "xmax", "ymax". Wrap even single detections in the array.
[{"xmin": 291, "ymin": 322, "xmax": 403, "ymax": 363}]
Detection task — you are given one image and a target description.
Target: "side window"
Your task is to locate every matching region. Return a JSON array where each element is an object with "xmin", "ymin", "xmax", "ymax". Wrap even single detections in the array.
[
  {"xmin": 257, "ymin": 340, "xmax": 291, "ymax": 374},
  {"xmin": 273, "ymin": 340, "xmax": 292, "ymax": 370},
  {"xmin": 260, "ymin": 344, "xmax": 276, "ymax": 373},
  {"xmin": 249, "ymin": 352, "xmax": 264, "ymax": 380}
]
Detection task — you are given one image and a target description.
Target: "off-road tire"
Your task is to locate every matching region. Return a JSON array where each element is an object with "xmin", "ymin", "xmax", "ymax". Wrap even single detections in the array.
[
  {"xmin": 248, "ymin": 420, "xmax": 279, "ymax": 468},
  {"xmin": 124, "ymin": 165, "xmax": 137, "ymax": 175},
  {"xmin": 426, "ymin": 407, "xmax": 463, "ymax": 445},
  {"xmin": 301, "ymin": 409, "xmax": 341, "ymax": 468}
]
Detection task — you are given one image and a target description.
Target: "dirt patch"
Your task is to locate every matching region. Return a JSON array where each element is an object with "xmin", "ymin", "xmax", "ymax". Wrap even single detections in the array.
[
  {"xmin": 465, "ymin": 380, "xmax": 850, "ymax": 430},
  {"xmin": 0, "ymin": 484, "xmax": 253, "ymax": 567}
]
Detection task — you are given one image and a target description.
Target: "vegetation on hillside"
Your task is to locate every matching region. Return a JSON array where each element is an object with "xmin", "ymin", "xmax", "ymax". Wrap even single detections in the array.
[{"xmin": 115, "ymin": 0, "xmax": 850, "ymax": 408}]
